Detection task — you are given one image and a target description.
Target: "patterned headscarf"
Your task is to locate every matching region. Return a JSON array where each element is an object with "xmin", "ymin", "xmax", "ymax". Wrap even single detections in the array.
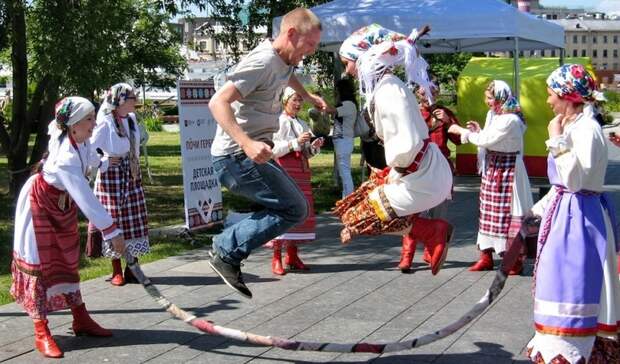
[
  {"xmin": 339, "ymin": 24, "xmax": 407, "ymax": 62},
  {"xmin": 488, "ymin": 80, "xmax": 524, "ymax": 122},
  {"xmin": 281, "ymin": 87, "xmax": 298, "ymax": 105},
  {"xmin": 339, "ymin": 24, "xmax": 433, "ymax": 107},
  {"xmin": 99, "ymin": 83, "xmax": 136, "ymax": 115},
  {"xmin": 546, "ymin": 64, "xmax": 596, "ymax": 103}
]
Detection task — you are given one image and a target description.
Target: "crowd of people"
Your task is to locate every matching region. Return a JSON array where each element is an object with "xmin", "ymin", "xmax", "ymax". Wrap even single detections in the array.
[{"xmin": 8, "ymin": 6, "xmax": 620, "ymax": 363}]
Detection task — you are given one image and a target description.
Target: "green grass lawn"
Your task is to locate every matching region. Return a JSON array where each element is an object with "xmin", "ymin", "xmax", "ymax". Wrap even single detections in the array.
[{"xmin": 0, "ymin": 131, "xmax": 362, "ymax": 305}]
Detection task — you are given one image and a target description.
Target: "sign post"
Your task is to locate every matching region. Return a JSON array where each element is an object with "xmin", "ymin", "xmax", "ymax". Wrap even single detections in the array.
[{"xmin": 177, "ymin": 79, "xmax": 224, "ymax": 230}]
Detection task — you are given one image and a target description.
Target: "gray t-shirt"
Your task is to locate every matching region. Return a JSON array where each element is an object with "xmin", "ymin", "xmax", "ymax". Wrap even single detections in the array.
[{"xmin": 211, "ymin": 39, "xmax": 294, "ymax": 156}]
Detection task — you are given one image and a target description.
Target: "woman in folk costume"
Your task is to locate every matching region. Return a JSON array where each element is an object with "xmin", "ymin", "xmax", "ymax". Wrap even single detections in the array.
[
  {"xmin": 87, "ymin": 83, "xmax": 149, "ymax": 286},
  {"xmin": 526, "ymin": 64, "xmax": 620, "ymax": 364},
  {"xmin": 267, "ymin": 87, "xmax": 324, "ymax": 275},
  {"xmin": 11, "ymin": 97, "xmax": 125, "ymax": 358},
  {"xmin": 448, "ymin": 80, "xmax": 533, "ymax": 275},
  {"xmin": 334, "ymin": 23, "xmax": 453, "ymax": 275},
  {"xmin": 398, "ymin": 82, "xmax": 463, "ymax": 272}
]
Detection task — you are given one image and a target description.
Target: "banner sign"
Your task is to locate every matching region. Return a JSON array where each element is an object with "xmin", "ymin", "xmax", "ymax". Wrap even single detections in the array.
[{"xmin": 177, "ymin": 80, "xmax": 223, "ymax": 230}]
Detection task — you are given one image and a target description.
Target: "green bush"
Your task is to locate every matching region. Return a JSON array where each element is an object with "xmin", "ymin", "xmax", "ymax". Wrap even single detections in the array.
[
  {"xmin": 163, "ymin": 105, "xmax": 178, "ymax": 115},
  {"xmin": 143, "ymin": 116, "xmax": 163, "ymax": 132},
  {"xmin": 604, "ymin": 91, "xmax": 620, "ymax": 113}
]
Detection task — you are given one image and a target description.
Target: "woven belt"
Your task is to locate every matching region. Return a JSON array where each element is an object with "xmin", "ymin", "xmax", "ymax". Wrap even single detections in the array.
[{"xmin": 394, "ymin": 138, "xmax": 430, "ymax": 175}]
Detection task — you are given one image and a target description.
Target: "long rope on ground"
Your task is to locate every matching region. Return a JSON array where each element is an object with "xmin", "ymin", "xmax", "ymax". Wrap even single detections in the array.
[{"xmin": 125, "ymin": 232, "xmax": 525, "ymax": 353}]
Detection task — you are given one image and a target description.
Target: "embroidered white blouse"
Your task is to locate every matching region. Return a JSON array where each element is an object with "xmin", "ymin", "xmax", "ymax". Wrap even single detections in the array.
[
  {"xmin": 90, "ymin": 111, "xmax": 141, "ymax": 161},
  {"xmin": 13, "ymin": 135, "xmax": 120, "ymax": 264},
  {"xmin": 272, "ymin": 113, "xmax": 318, "ymax": 159},
  {"xmin": 532, "ymin": 112, "xmax": 608, "ymax": 216},
  {"xmin": 369, "ymin": 74, "xmax": 452, "ymax": 217},
  {"xmin": 461, "ymin": 110, "xmax": 533, "ymax": 218}
]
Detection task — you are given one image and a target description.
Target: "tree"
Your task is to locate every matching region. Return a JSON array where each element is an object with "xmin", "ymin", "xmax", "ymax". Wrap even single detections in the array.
[
  {"xmin": 1, "ymin": 0, "xmax": 186, "ymax": 197},
  {"xmin": 425, "ymin": 53, "xmax": 473, "ymax": 91}
]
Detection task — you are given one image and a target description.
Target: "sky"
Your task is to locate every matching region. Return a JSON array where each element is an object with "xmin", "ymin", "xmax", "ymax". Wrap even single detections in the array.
[
  {"xmin": 179, "ymin": 0, "xmax": 620, "ymax": 19},
  {"xmin": 541, "ymin": 0, "xmax": 620, "ymax": 13}
]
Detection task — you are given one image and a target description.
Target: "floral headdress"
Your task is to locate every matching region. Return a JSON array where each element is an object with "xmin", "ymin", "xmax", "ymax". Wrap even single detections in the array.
[
  {"xmin": 546, "ymin": 64, "xmax": 596, "ymax": 103},
  {"xmin": 340, "ymin": 24, "xmax": 433, "ymax": 107},
  {"xmin": 488, "ymin": 80, "xmax": 524, "ymax": 122}
]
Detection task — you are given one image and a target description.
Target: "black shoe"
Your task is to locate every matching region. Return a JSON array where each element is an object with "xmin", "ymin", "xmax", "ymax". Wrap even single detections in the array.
[
  {"xmin": 123, "ymin": 267, "xmax": 139, "ymax": 284},
  {"xmin": 208, "ymin": 253, "xmax": 252, "ymax": 299}
]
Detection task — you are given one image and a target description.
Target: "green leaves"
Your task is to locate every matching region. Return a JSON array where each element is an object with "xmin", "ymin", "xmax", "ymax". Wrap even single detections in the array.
[{"xmin": 28, "ymin": 0, "xmax": 185, "ymax": 96}]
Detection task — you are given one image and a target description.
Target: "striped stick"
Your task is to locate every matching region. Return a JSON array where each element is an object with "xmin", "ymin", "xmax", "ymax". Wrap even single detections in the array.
[{"xmin": 125, "ymin": 231, "xmax": 525, "ymax": 353}]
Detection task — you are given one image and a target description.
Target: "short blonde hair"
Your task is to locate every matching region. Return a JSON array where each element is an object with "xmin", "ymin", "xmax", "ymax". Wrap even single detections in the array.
[{"xmin": 280, "ymin": 7, "xmax": 321, "ymax": 35}]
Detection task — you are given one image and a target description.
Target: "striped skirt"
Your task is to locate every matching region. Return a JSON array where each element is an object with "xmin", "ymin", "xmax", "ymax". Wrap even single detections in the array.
[
  {"xmin": 269, "ymin": 153, "xmax": 316, "ymax": 245},
  {"xmin": 333, "ymin": 169, "xmax": 411, "ymax": 241},
  {"xmin": 11, "ymin": 174, "xmax": 83, "ymax": 319}
]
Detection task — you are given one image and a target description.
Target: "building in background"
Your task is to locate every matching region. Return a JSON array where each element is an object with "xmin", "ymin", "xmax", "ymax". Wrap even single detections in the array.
[{"xmin": 504, "ymin": 0, "xmax": 620, "ymax": 87}]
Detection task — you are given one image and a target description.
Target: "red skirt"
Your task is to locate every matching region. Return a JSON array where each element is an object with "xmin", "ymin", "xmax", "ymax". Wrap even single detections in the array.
[
  {"xmin": 271, "ymin": 152, "xmax": 316, "ymax": 243},
  {"xmin": 11, "ymin": 174, "xmax": 83, "ymax": 319}
]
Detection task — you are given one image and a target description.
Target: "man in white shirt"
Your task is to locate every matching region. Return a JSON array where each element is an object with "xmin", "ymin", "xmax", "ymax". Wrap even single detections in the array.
[{"xmin": 207, "ymin": 7, "xmax": 326, "ymax": 298}]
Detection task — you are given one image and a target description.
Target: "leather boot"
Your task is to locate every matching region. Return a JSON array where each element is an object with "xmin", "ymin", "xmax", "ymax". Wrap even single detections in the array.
[
  {"xmin": 285, "ymin": 243, "xmax": 309, "ymax": 271},
  {"xmin": 508, "ymin": 254, "xmax": 525, "ymax": 276},
  {"xmin": 71, "ymin": 303, "xmax": 113, "ymax": 337},
  {"xmin": 469, "ymin": 249, "xmax": 494, "ymax": 271},
  {"xmin": 33, "ymin": 319, "xmax": 63, "ymax": 358},
  {"xmin": 271, "ymin": 242, "xmax": 285, "ymax": 275},
  {"xmin": 398, "ymin": 233, "xmax": 416, "ymax": 272},
  {"xmin": 124, "ymin": 258, "xmax": 139, "ymax": 284},
  {"xmin": 410, "ymin": 217, "xmax": 452, "ymax": 275},
  {"xmin": 422, "ymin": 247, "xmax": 432, "ymax": 265},
  {"xmin": 111, "ymin": 259, "xmax": 124, "ymax": 286}
]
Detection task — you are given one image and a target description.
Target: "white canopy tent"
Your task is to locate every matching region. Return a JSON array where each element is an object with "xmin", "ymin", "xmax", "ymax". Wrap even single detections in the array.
[{"xmin": 273, "ymin": 0, "xmax": 565, "ymax": 97}]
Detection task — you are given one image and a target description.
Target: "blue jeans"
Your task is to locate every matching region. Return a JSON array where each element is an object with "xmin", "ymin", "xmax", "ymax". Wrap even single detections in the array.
[
  {"xmin": 333, "ymin": 137, "xmax": 354, "ymax": 197},
  {"xmin": 211, "ymin": 153, "xmax": 308, "ymax": 265}
]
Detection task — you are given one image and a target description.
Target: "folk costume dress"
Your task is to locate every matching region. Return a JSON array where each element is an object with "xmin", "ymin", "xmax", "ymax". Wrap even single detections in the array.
[
  {"xmin": 11, "ymin": 100, "xmax": 120, "ymax": 320},
  {"xmin": 461, "ymin": 81, "xmax": 533, "ymax": 256},
  {"xmin": 526, "ymin": 64, "xmax": 620, "ymax": 364},
  {"xmin": 270, "ymin": 110, "xmax": 319, "ymax": 245},
  {"xmin": 334, "ymin": 24, "xmax": 452, "ymax": 250},
  {"xmin": 87, "ymin": 83, "xmax": 149, "ymax": 259}
]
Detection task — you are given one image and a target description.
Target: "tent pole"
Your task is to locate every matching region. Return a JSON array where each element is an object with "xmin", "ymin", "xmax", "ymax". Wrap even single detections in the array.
[
  {"xmin": 513, "ymin": 37, "xmax": 520, "ymax": 100},
  {"xmin": 559, "ymin": 48, "xmax": 565, "ymax": 66},
  {"xmin": 332, "ymin": 51, "xmax": 342, "ymax": 186}
]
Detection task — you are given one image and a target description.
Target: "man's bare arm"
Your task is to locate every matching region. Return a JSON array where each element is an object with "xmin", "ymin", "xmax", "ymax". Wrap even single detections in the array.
[{"xmin": 288, "ymin": 75, "xmax": 327, "ymax": 110}]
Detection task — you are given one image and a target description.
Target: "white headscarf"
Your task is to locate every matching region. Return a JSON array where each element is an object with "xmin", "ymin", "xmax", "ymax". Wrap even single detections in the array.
[
  {"xmin": 47, "ymin": 96, "xmax": 95, "ymax": 155},
  {"xmin": 281, "ymin": 87, "xmax": 298, "ymax": 105},
  {"xmin": 98, "ymin": 82, "xmax": 135, "ymax": 116}
]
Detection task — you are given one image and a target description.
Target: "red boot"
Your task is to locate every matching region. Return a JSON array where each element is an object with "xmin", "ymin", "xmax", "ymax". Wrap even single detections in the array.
[
  {"xmin": 422, "ymin": 247, "xmax": 432, "ymax": 265},
  {"xmin": 508, "ymin": 254, "xmax": 524, "ymax": 276},
  {"xmin": 409, "ymin": 217, "xmax": 452, "ymax": 275},
  {"xmin": 271, "ymin": 242, "xmax": 286, "ymax": 276},
  {"xmin": 398, "ymin": 233, "xmax": 416, "ymax": 272},
  {"xmin": 111, "ymin": 259, "xmax": 124, "ymax": 286},
  {"xmin": 71, "ymin": 303, "xmax": 113, "ymax": 337},
  {"xmin": 469, "ymin": 249, "xmax": 494, "ymax": 271},
  {"xmin": 33, "ymin": 319, "xmax": 63, "ymax": 358},
  {"xmin": 285, "ymin": 243, "xmax": 309, "ymax": 271}
]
